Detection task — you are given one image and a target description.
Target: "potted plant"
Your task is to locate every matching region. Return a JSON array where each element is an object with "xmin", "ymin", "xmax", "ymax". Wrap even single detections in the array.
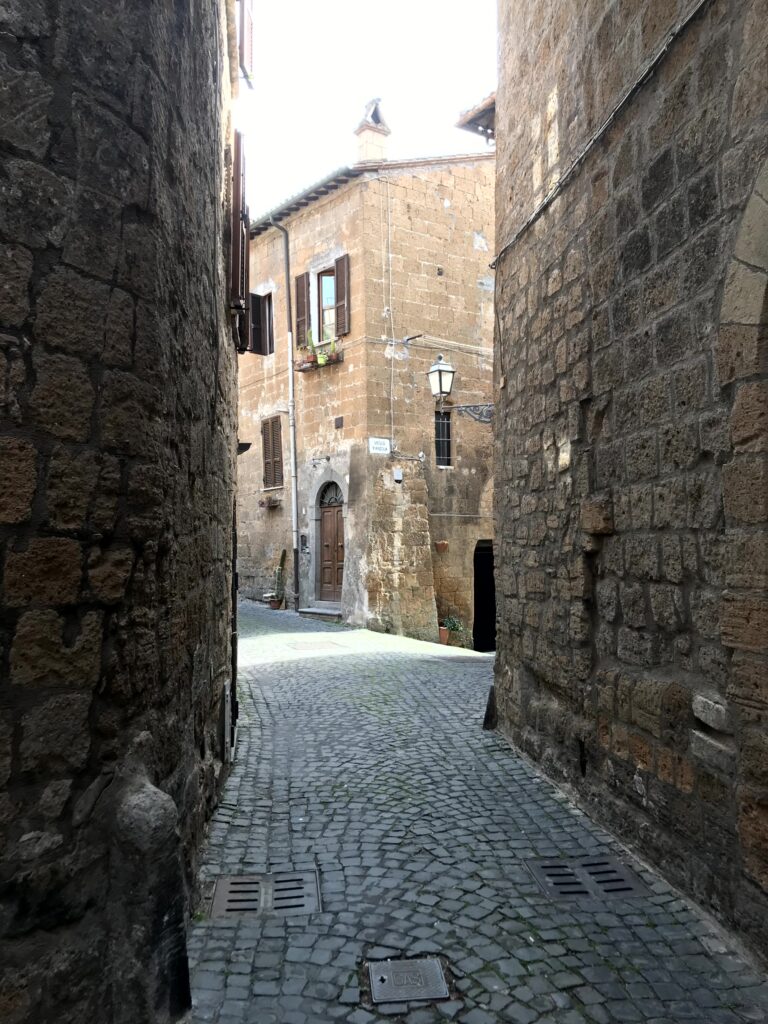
[
  {"xmin": 317, "ymin": 348, "xmax": 328, "ymax": 367},
  {"xmin": 269, "ymin": 550, "xmax": 286, "ymax": 609},
  {"xmin": 304, "ymin": 329, "xmax": 316, "ymax": 364},
  {"xmin": 439, "ymin": 614, "xmax": 463, "ymax": 645},
  {"xmin": 328, "ymin": 337, "xmax": 341, "ymax": 363}
]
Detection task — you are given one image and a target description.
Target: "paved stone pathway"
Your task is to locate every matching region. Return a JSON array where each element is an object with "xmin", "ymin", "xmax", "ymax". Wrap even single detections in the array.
[{"xmin": 188, "ymin": 602, "xmax": 768, "ymax": 1024}]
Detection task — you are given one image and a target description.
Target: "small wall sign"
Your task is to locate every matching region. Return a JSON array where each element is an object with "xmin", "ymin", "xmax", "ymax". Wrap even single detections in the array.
[{"xmin": 368, "ymin": 437, "xmax": 392, "ymax": 455}]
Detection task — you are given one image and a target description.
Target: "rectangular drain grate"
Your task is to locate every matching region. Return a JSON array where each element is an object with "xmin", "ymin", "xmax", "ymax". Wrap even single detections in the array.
[
  {"xmin": 369, "ymin": 958, "xmax": 449, "ymax": 1003},
  {"xmin": 526, "ymin": 856, "xmax": 648, "ymax": 900},
  {"xmin": 210, "ymin": 870, "xmax": 321, "ymax": 918}
]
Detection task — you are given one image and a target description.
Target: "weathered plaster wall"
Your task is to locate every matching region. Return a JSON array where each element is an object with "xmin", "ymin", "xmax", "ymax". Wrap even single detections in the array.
[
  {"xmin": 361, "ymin": 161, "xmax": 496, "ymax": 639},
  {"xmin": 240, "ymin": 156, "xmax": 495, "ymax": 639},
  {"xmin": 495, "ymin": 0, "xmax": 768, "ymax": 951},
  {"xmin": 238, "ymin": 185, "xmax": 369, "ymax": 610},
  {"xmin": 0, "ymin": 1, "xmax": 237, "ymax": 1020}
]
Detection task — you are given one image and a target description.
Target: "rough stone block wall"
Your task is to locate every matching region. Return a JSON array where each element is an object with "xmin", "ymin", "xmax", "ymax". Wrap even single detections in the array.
[
  {"xmin": 240, "ymin": 157, "xmax": 495, "ymax": 637},
  {"xmin": 0, "ymin": 1, "xmax": 237, "ymax": 1020},
  {"xmin": 495, "ymin": 0, "xmax": 768, "ymax": 953}
]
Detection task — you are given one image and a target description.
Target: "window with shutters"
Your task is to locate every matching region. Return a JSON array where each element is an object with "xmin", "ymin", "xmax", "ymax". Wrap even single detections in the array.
[
  {"xmin": 261, "ymin": 416, "xmax": 283, "ymax": 488},
  {"xmin": 250, "ymin": 293, "xmax": 274, "ymax": 356},
  {"xmin": 435, "ymin": 410, "xmax": 452, "ymax": 467},
  {"xmin": 294, "ymin": 254, "xmax": 350, "ymax": 347}
]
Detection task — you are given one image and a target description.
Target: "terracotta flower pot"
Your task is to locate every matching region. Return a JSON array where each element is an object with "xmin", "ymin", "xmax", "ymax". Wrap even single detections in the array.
[
  {"xmin": 269, "ymin": 599, "xmax": 282, "ymax": 610},
  {"xmin": 439, "ymin": 626, "xmax": 449, "ymax": 644},
  {"xmin": 435, "ymin": 540, "xmax": 449, "ymax": 554}
]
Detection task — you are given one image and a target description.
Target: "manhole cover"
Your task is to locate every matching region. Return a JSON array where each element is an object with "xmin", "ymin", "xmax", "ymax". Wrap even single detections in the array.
[
  {"xmin": 210, "ymin": 870, "xmax": 321, "ymax": 917},
  {"xmin": 526, "ymin": 856, "xmax": 648, "ymax": 900},
  {"xmin": 369, "ymin": 958, "xmax": 449, "ymax": 1003}
]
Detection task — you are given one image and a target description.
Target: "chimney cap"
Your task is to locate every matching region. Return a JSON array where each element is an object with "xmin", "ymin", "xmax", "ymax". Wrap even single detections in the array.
[{"xmin": 354, "ymin": 98, "xmax": 391, "ymax": 137}]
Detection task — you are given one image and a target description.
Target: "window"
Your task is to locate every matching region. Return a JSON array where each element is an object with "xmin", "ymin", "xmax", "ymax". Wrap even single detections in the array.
[
  {"xmin": 294, "ymin": 254, "xmax": 350, "ymax": 347},
  {"xmin": 435, "ymin": 410, "xmax": 452, "ymax": 467},
  {"xmin": 250, "ymin": 293, "xmax": 274, "ymax": 355},
  {"xmin": 318, "ymin": 269, "xmax": 335, "ymax": 343},
  {"xmin": 261, "ymin": 416, "xmax": 283, "ymax": 488}
]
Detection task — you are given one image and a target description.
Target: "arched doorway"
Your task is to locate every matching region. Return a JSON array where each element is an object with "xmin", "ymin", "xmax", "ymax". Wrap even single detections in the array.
[
  {"xmin": 318, "ymin": 482, "xmax": 344, "ymax": 602},
  {"xmin": 473, "ymin": 540, "xmax": 496, "ymax": 651}
]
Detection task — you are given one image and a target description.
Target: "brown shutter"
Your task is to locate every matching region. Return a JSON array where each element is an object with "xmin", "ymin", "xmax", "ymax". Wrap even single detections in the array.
[
  {"xmin": 238, "ymin": 208, "xmax": 251, "ymax": 352},
  {"xmin": 295, "ymin": 272, "xmax": 310, "ymax": 347},
  {"xmin": 231, "ymin": 131, "xmax": 251, "ymax": 352},
  {"xmin": 334, "ymin": 254, "xmax": 350, "ymax": 336},
  {"xmin": 230, "ymin": 132, "xmax": 244, "ymax": 308},
  {"xmin": 262, "ymin": 419, "xmax": 273, "ymax": 488},
  {"xmin": 272, "ymin": 417, "xmax": 283, "ymax": 486},
  {"xmin": 239, "ymin": 0, "xmax": 255, "ymax": 86},
  {"xmin": 250, "ymin": 294, "xmax": 263, "ymax": 354}
]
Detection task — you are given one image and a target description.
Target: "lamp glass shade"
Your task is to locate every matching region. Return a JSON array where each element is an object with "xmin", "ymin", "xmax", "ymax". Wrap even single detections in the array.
[{"xmin": 427, "ymin": 355, "xmax": 455, "ymax": 398}]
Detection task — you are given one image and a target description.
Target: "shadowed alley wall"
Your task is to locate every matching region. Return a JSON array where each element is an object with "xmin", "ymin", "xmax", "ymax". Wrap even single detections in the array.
[
  {"xmin": 0, "ymin": 1, "xmax": 238, "ymax": 1020},
  {"xmin": 494, "ymin": 0, "xmax": 768, "ymax": 953}
]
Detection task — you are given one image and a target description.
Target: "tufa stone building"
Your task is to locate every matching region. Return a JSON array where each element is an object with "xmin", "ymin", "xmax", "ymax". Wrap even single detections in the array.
[
  {"xmin": 494, "ymin": 0, "xmax": 768, "ymax": 952},
  {"xmin": 0, "ymin": 0, "xmax": 246, "ymax": 1019},
  {"xmin": 238, "ymin": 107, "xmax": 496, "ymax": 645}
]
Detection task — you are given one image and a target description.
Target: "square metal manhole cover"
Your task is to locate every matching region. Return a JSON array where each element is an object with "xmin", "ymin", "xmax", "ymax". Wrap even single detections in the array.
[
  {"xmin": 368, "ymin": 958, "xmax": 449, "ymax": 1003},
  {"xmin": 210, "ymin": 870, "xmax": 321, "ymax": 918},
  {"xmin": 526, "ymin": 856, "xmax": 648, "ymax": 900}
]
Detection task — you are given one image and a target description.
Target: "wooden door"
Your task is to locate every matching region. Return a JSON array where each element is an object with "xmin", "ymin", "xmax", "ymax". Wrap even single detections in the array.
[{"xmin": 320, "ymin": 504, "xmax": 344, "ymax": 601}]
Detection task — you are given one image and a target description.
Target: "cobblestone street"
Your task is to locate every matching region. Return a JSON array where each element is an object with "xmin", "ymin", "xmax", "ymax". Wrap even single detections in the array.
[{"xmin": 188, "ymin": 603, "xmax": 768, "ymax": 1024}]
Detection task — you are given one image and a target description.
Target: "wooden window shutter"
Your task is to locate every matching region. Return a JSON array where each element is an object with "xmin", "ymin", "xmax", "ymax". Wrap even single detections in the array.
[
  {"xmin": 272, "ymin": 417, "xmax": 283, "ymax": 486},
  {"xmin": 231, "ymin": 131, "xmax": 251, "ymax": 351},
  {"xmin": 239, "ymin": 0, "xmax": 255, "ymax": 86},
  {"xmin": 230, "ymin": 131, "xmax": 244, "ymax": 308},
  {"xmin": 239, "ymin": 216, "xmax": 251, "ymax": 352},
  {"xmin": 250, "ymin": 294, "xmax": 263, "ymax": 354},
  {"xmin": 262, "ymin": 418, "xmax": 273, "ymax": 487},
  {"xmin": 334, "ymin": 254, "xmax": 350, "ymax": 336},
  {"xmin": 295, "ymin": 272, "xmax": 310, "ymax": 347}
]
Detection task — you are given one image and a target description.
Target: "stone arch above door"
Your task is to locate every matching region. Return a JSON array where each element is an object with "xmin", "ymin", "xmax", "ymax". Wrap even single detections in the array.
[{"xmin": 310, "ymin": 471, "xmax": 347, "ymax": 605}]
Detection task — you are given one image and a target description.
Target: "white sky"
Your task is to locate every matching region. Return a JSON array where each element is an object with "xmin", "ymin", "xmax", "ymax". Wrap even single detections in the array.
[{"xmin": 235, "ymin": 0, "xmax": 497, "ymax": 219}]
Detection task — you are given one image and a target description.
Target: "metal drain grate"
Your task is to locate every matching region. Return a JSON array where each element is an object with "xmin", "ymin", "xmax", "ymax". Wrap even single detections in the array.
[
  {"xmin": 369, "ymin": 959, "xmax": 449, "ymax": 1003},
  {"xmin": 526, "ymin": 856, "xmax": 648, "ymax": 900},
  {"xmin": 210, "ymin": 870, "xmax": 321, "ymax": 917}
]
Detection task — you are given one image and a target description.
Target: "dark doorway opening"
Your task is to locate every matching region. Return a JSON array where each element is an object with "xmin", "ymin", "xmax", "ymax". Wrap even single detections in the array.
[{"xmin": 473, "ymin": 540, "xmax": 496, "ymax": 652}]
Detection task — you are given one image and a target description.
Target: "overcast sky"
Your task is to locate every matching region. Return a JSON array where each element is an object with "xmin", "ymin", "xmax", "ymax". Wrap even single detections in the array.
[{"xmin": 236, "ymin": 0, "xmax": 497, "ymax": 218}]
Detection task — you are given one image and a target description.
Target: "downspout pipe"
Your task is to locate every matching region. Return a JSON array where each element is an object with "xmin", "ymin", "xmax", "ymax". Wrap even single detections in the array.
[{"xmin": 271, "ymin": 217, "xmax": 300, "ymax": 611}]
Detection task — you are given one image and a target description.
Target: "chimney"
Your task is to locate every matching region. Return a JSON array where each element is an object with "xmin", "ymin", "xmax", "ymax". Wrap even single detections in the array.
[{"xmin": 354, "ymin": 99, "xmax": 390, "ymax": 163}]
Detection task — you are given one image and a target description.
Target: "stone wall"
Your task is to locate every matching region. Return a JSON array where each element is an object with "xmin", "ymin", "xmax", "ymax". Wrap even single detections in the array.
[
  {"xmin": 494, "ymin": 0, "xmax": 768, "ymax": 952},
  {"xmin": 0, "ymin": 1, "xmax": 237, "ymax": 1020}
]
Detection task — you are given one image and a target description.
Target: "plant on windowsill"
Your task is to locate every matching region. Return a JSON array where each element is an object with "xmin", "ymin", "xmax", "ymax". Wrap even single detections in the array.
[
  {"xmin": 328, "ymin": 337, "xmax": 341, "ymax": 363},
  {"xmin": 304, "ymin": 329, "xmax": 316, "ymax": 364}
]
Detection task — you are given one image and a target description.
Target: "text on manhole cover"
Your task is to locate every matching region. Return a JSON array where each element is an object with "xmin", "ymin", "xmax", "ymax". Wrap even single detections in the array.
[{"xmin": 368, "ymin": 958, "xmax": 449, "ymax": 1003}]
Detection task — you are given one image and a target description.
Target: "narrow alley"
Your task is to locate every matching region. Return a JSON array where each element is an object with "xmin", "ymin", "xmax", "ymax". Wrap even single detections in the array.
[{"xmin": 188, "ymin": 605, "xmax": 768, "ymax": 1024}]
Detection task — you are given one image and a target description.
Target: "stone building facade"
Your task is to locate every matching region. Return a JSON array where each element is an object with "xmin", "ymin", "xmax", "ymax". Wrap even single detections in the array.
[
  {"xmin": 0, "ymin": 1, "xmax": 241, "ymax": 1020},
  {"xmin": 238, "ymin": 130, "xmax": 495, "ymax": 643},
  {"xmin": 494, "ymin": 0, "xmax": 768, "ymax": 952}
]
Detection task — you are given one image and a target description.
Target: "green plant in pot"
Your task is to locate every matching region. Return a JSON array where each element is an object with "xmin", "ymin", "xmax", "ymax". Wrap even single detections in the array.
[
  {"xmin": 439, "ymin": 614, "xmax": 463, "ymax": 644},
  {"xmin": 305, "ymin": 328, "xmax": 316, "ymax": 363},
  {"xmin": 329, "ymin": 337, "xmax": 340, "ymax": 363},
  {"xmin": 269, "ymin": 549, "xmax": 287, "ymax": 609}
]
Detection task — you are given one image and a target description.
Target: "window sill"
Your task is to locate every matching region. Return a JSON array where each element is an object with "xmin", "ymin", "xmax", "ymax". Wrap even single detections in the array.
[
  {"xmin": 261, "ymin": 486, "xmax": 284, "ymax": 492},
  {"xmin": 295, "ymin": 352, "xmax": 344, "ymax": 372},
  {"xmin": 436, "ymin": 464, "xmax": 453, "ymax": 470}
]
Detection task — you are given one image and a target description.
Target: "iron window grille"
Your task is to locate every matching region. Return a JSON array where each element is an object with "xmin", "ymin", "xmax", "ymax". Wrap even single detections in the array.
[{"xmin": 435, "ymin": 410, "xmax": 452, "ymax": 467}]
